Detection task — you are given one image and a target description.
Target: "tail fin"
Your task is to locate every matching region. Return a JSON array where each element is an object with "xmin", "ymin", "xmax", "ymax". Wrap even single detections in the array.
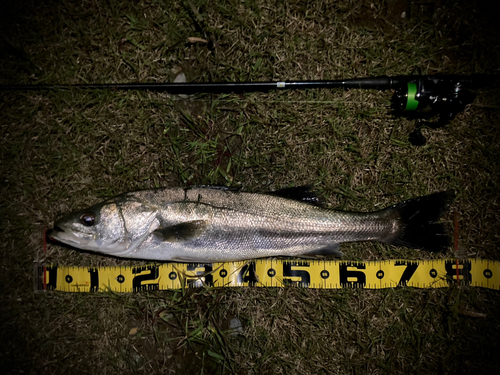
[{"xmin": 386, "ymin": 190, "xmax": 455, "ymax": 252}]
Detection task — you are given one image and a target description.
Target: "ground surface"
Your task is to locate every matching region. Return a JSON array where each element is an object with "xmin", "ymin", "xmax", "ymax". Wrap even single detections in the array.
[{"xmin": 1, "ymin": 0, "xmax": 500, "ymax": 374}]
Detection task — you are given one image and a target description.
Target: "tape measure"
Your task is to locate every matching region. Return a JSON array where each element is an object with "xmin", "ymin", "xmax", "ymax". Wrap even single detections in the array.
[{"xmin": 34, "ymin": 259, "xmax": 499, "ymax": 293}]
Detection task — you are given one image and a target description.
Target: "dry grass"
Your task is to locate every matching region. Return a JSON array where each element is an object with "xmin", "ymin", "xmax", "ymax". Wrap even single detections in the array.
[{"xmin": 1, "ymin": 0, "xmax": 500, "ymax": 373}]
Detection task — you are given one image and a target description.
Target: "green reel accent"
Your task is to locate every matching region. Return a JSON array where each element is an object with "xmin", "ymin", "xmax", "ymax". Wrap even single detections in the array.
[{"xmin": 405, "ymin": 83, "xmax": 419, "ymax": 111}]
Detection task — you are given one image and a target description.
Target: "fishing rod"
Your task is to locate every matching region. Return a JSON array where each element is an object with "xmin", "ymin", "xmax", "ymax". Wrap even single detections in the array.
[{"xmin": 1, "ymin": 74, "xmax": 493, "ymax": 145}]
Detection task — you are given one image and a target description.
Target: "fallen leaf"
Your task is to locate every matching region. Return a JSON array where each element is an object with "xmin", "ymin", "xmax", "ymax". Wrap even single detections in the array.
[
  {"xmin": 459, "ymin": 309, "xmax": 487, "ymax": 318},
  {"xmin": 187, "ymin": 37, "xmax": 208, "ymax": 44},
  {"xmin": 129, "ymin": 327, "xmax": 138, "ymax": 335}
]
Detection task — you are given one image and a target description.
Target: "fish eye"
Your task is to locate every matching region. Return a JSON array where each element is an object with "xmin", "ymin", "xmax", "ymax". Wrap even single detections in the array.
[{"xmin": 80, "ymin": 212, "xmax": 96, "ymax": 226}]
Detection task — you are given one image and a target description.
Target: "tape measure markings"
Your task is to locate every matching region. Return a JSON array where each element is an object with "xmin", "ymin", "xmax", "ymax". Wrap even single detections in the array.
[{"xmin": 35, "ymin": 259, "xmax": 500, "ymax": 293}]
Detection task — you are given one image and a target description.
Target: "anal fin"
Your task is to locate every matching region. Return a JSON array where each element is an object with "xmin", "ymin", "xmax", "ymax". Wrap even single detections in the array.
[{"xmin": 301, "ymin": 244, "xmax": 343, "ymax": 258}]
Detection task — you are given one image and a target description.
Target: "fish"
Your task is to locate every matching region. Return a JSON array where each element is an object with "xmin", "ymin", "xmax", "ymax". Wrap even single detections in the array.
[{"xmin": 47, "ymin": 186, "xmax": 455, "ymax": 262}]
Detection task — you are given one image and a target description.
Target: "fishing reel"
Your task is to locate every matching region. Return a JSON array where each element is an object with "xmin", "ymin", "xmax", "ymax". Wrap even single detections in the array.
[{"xmin": 390, "ymin": 75, "xmax": 479, "ymax": 145}]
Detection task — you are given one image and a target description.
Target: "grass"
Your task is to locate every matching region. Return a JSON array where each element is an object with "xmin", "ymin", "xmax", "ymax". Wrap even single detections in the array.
[{"xmin": 1, "ymin": 0, "xmax": 500, "ymax": 373}]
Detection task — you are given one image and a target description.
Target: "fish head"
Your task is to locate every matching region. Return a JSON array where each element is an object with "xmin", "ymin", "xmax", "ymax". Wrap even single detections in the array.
[{"xmin": 48, "ymin": 200, "xmax": 130, "ymax": 255}]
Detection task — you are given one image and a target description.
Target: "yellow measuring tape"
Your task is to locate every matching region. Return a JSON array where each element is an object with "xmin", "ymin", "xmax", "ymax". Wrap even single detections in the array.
[{"xmin": 35, "ymin": 259, "xmax": 499, "ymax": 292}]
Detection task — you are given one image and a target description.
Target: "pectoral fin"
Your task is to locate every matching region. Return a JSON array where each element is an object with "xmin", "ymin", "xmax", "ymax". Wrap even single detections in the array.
[{"xmin": 152, "ymin": 220, "xmax": 207, "ymax": 242}]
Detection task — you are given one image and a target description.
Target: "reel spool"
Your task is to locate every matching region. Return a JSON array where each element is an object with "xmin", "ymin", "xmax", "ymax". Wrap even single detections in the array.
[{"xmin": 391, "ymin": 76, "xmax": 478, "ymax": 145}]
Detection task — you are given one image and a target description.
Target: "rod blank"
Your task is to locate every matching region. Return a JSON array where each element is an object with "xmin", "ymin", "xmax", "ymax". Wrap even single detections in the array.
[{"xmin": 0, "ymin": 76, "xmax": 397, "ymax": 94}]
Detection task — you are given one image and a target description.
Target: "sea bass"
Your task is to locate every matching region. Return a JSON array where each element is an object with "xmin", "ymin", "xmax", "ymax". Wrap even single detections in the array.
[{"xmin": 48, "ymin": 186, "xmax": 454, "ymax": 262}]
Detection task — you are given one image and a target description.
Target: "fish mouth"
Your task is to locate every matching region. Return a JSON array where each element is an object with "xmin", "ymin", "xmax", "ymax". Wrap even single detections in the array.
[
  {"xmin": 47, "ymin": 226, "xmax": 93, "ymax": 246},
  {"xmin": 47, "ymin": 225, "xmax": 132, "ymax": 255},
  {"xmin": 46, "ymin": 226, "xmax": 63, "ymax": 242},
  {"xmin": 48, "ymin": 225, "xmax": 64, "ymax": 235}
]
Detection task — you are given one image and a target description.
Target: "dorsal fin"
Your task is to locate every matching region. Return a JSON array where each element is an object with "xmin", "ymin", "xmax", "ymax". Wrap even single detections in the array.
[{"xmin": 268, "ymin": 186, "xmax": 324, "ymax": 207}]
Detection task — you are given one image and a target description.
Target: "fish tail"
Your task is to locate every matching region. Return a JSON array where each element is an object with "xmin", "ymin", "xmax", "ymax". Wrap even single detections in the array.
[{"xmin": 386, "ymin": 190, "xmax": 455, "ymax": 252}]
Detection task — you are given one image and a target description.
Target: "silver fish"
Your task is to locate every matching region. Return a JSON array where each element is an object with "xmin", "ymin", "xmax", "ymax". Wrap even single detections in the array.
[{"xmin": 48, "ymin": 186, "xmax": 454, "ymax": 262}]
